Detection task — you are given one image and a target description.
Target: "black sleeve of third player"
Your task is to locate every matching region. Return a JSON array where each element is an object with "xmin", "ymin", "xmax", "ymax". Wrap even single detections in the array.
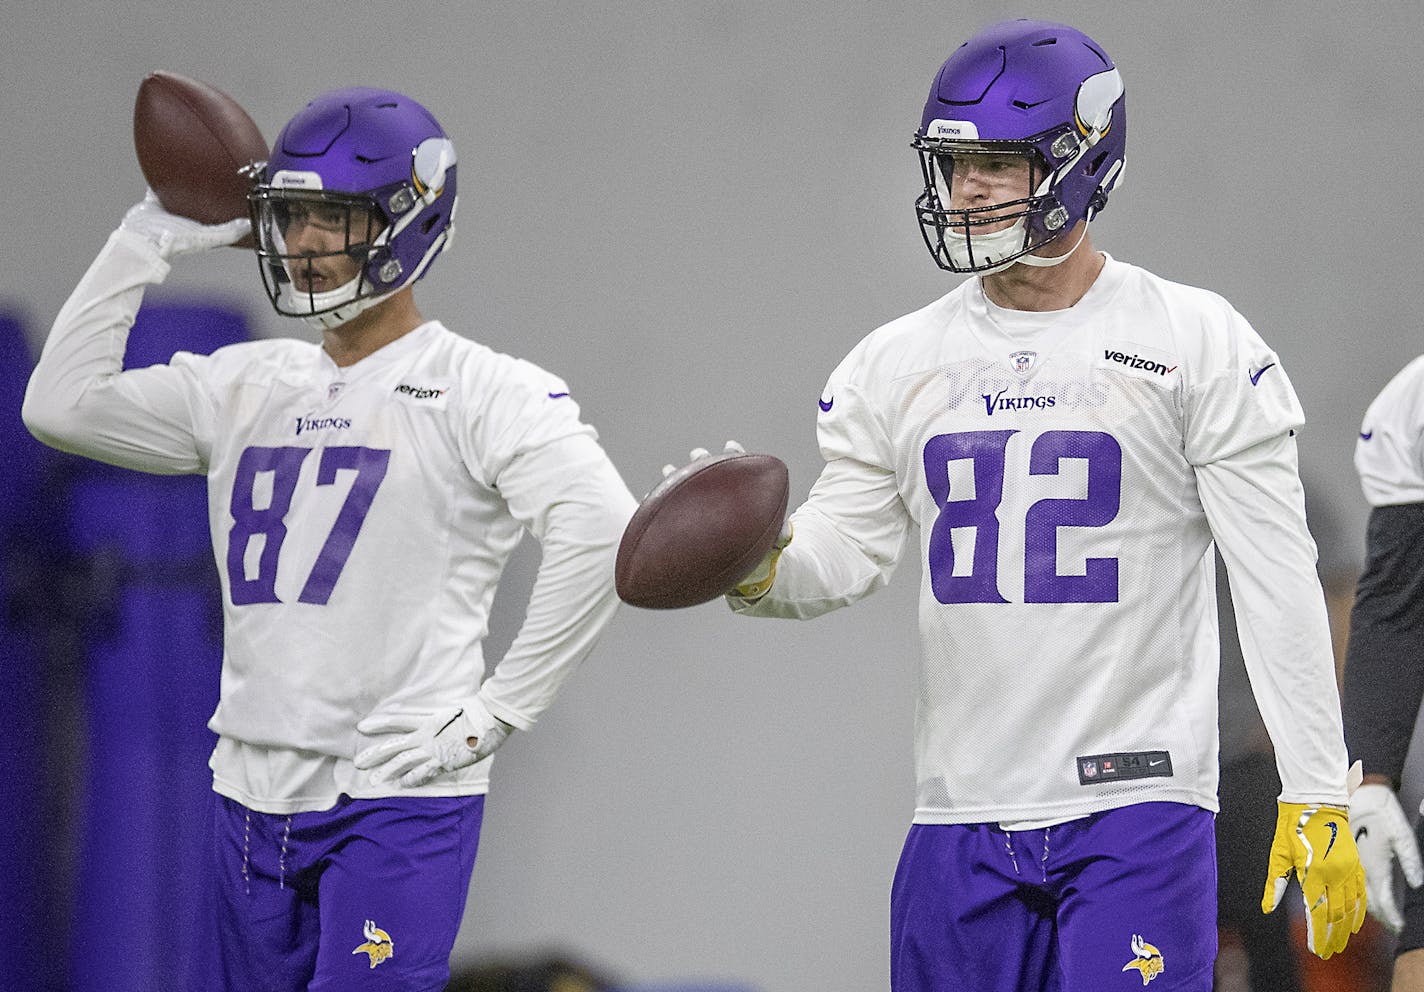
[{"xmin": 1342, "ymin": 501, "xmax": 1424, "ymax": 787}]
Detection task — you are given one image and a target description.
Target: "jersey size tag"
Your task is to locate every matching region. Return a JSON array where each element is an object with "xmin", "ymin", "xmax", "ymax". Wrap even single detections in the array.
[{"xmin": 1076, "ymin": 750, "xmax": 1173, "ymax": 785}]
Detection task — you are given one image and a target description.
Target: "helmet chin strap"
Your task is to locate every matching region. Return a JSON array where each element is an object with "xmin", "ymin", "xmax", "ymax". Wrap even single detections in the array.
[
  {"xmin": 943, "ymin": 216, "xmax": 1091, "ymax": 275},
  {"xmin": 302, "ymin": 288, "xmax": 398, "ymax": 330},
  {"xmin": 942, "ymin": 218, "xmax": 1030, "ymax": 275},
  {"xmin": 278, "ymin": 274, "xmax": 398, "ymax": 330},
  {"xmin": 1015, "ymin": 221, "xmax": 1090, "ymax": 268}
]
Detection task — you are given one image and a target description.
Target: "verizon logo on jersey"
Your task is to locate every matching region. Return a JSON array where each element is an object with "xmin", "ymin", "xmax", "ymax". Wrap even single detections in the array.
[
  {"xmin": 394, "ymin": 383, "xmax": 448, "ymax": 400},
  {"xmin": 1103, "ymin": 349, "xmax": 1177, "ymax": 377}
]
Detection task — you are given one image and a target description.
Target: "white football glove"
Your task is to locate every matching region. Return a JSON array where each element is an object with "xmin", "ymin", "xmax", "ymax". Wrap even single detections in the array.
[
  {"xmin": 354, "ymin": 696, "xmax": 514, "ymax": 788},
  {"xmin": 1349, "ymin": 782, "xmax": 1424, "ymax": 933},
  {"xmin": 119, "ymin": 189, "xmax": 251, "ymax": 260}
]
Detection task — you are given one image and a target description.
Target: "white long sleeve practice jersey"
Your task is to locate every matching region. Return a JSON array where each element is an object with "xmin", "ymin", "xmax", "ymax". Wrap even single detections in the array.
[
  {"xmin": 1356, "ymin": 355, "xmax": 1424, "ymax": 506},
  {"xmin": 24, "ymin": 230, "xmax": 637, "ymax": 813},
  {"xmin": 735, "ymin": 256, "xmax": 1349, "ymax": 825}
]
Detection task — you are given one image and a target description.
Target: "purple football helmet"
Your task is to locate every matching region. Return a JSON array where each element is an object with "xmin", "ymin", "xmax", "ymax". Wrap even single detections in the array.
[
  {"xmin": 912, "ymin": 20, "xmax": 1125, "ymax": 274},
  {"xmin": 249, "ymin": 87, "xmax": 457, "ymax": 327}
]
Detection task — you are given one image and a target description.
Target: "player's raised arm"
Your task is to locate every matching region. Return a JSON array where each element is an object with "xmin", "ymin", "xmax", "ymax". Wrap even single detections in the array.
[
  {"xmin": 22, "ymin": 194, "xmax": 248, "ymax": 472},
  {"xmin": 24, "ymin": 72, "xmax": 260, "ymax": 471}
]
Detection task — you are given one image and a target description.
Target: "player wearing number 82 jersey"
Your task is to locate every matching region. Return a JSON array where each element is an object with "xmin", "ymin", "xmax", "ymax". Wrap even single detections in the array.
[
  {"xmin": 724, "ymin": 18, "xmax": 1363, "ymax": 989},
  {"xmin": 737, "ymin": 221, "xmax": 1356, "ymax": 989}
]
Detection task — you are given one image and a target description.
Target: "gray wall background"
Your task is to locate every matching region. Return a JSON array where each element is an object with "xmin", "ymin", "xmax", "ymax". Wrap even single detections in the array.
[{"xmin": 7, "ymin": 3, "xmax": 1420, "ymax": 990}]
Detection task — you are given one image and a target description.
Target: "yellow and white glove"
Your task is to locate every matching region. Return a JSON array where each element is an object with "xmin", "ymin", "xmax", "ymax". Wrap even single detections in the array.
[
  {"xmin": 354, "ymin": 696, "xmax": 514, "ymax": 787},
  {"xmin": 1349, "ymin": 782, "xmax": 1424, "ymax": 934},
  {"xmin": 119, "ymin": 189, "xmax": 250, "ymax": 260},
  {"xmin": 1261, "ymin": 802, "xmax": 1366, "ymax": 958},
  {"xmin": 728, "ymin": 517, "xmax": 792, "ymax": 600},
  {"xmin": 660, "ymin": 440, "xmax": 793, "ymax": 601}
]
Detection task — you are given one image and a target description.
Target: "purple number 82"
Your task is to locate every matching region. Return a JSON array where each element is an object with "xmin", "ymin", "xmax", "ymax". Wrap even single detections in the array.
[{"xmin": 923, "ymin": 429, "xmax": 1121, "ymax": 604}]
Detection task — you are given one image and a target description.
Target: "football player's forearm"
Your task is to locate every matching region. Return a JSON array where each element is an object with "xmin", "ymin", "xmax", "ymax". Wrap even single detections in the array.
[
  {"xmin": 22, "ymin": 230, "xmax": 204, "ymax": 472},
  {"xmin": 1196, "ymin": 435, "xmax": 1349, "ymax": 803},
  {"xmin": 24, "ymin": 232, "xmax": 162, "ymax": 442},
  {"xmin": 480, "ymin": 447, "xmax": 636, "ymax": 727},
  {"xmin": 1342, "ymin": 502, "xmax": 1424, "ymax": 787},
  {"xmin": 730, "ymin": 504, "xmax": 900, "ymax": 619}
]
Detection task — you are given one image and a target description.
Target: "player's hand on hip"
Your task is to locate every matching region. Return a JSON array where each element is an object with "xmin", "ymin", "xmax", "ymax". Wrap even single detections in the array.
[
  {"xmin": 119, "ymin": 189, "xmax": 250, "ymax": 260},
  {"xmin": 354, "ymin": 696, "xmax": 513, "ymax": 788},
  {"xmin": 1348, "ymin": 782, "xmax": 1424, "ymax": 933},
  {"xmin": 1261, "ymin": 802, "xmax": 1367, "ymax": 958},
  {"xmin": 665, "ymin": 441, "xmax": 793, "ymax": 600}
]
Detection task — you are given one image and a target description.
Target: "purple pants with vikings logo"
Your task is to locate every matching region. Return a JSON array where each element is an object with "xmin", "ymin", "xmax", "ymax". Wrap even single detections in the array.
[
  {"xmin": 890, "ymin": 802, "xmax": 1217, "ymax": 992},
  {"xmin": 193, "ymin": 793, "xmax": 484, "ymax": 992}
]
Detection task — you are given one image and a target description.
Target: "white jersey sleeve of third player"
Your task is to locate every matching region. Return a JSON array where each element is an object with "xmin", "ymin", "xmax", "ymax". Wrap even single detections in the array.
[{"xmin": 1356, "ymin": 355, "xmax": 1424, "ymax": 506}]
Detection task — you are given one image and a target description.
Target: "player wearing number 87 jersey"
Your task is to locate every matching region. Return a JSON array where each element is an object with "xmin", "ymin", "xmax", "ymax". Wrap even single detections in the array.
[
  {"xmin": 725, "ymin": 19, "xmax": 1363, "ymax": 990},
  {"xmin": 22, "ymin": 87, "xmax": 636, "ymax": 992}
]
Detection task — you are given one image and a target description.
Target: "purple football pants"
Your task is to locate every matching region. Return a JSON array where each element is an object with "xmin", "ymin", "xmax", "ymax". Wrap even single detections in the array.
[
  {"xmin": 891, "ymin": 802, "xmax": 1217, "ymax": 992},
  {"xmin": 193, "ymin": 792, "xmax": 484, "ymax": 992}
]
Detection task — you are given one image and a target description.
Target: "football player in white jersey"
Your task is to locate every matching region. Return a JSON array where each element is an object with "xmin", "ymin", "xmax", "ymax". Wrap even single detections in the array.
[
  {"xmin": 1343, "ymin": 355, "xmax": 1424, "ymax": 990},
  {"xmin": 713, "ymin": 19, "xmax": 1365, "ymax": 991},
  {"xmin": 23, "ymin": 87, "xmax": 636, "ymax": 992}
]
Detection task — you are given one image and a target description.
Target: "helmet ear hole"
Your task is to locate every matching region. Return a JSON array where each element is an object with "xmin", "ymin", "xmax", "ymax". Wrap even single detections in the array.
[
  {"xmin": 422, "ymin": 213, "xmax": 442, "ymax": 235},
  {"xmin": 1085, "ymin": 151, "xmax": 1109, "ymax": 178}
]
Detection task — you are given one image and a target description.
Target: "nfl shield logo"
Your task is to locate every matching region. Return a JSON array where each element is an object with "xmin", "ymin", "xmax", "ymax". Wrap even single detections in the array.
[
  {"xmin": 1010, "ymin": 350, "xmax": 1037, "ymax": 374},
  {"xmin": 1083, "ymin": 760, "xmax": 1097, "ymax": 778},
  {"xmin": 328, "ymin": 382, "xmax": 346, "ymax": 402}
]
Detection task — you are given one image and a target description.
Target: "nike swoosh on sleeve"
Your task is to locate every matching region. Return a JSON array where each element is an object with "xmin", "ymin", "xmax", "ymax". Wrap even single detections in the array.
[{"xmin": 1248, "ymin": 363, "xmax": 1276, "ymax": 386}]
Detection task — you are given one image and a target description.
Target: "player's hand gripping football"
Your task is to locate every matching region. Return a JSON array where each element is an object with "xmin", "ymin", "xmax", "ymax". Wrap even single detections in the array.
[
  {"xmin": 1261, "ymin": 801, "xmax": 1366, "ymax": 958},
  {"xmin": 1348, "ymin": 781, "xmax": 1424, "ymax": 933},
  {"xmin": 119, "ymin": 188, "xmax": 250, "ymax": 260},
  {"xmin": 355, "ymin": 696, "xmax": 514, "ymax": 788},
  {"xmin": 661, "ymin": 441, "xmax": 792, "ymax": 600}
]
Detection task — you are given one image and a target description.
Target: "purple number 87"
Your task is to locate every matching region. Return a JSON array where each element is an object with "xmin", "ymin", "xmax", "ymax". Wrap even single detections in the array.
[
  {"xmin": 923, "ymin": 429, "xmax": 1121, "ymax": 604},
  {"xmin": 226, "ymin": 445, "xmax": 391, "ymax": 606}
]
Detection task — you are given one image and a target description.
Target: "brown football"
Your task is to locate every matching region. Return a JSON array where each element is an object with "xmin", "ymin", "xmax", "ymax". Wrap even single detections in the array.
[
  {"xmin": 133, "ymin": 71, "xmax": 267, "ymax": 239},
  {"xmin": 616, "ymin": 451, "xmax": 790, "ymax": 610}
]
